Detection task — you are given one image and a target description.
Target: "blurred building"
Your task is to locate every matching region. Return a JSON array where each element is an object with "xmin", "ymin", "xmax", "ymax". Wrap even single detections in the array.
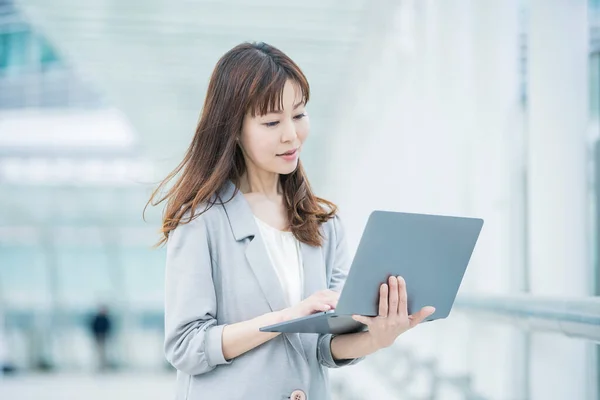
[
  {"xmin": 0, "ymin": 0, "xmax": 599, "ymax": 399},
  {"xmin": 0, "ymin": 0, "xmax": 165, "ymax": 373}
]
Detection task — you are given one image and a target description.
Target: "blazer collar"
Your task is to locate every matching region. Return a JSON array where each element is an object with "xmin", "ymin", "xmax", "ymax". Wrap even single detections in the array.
[{"xmin": 217, "ymin": 179, "xmax": 256, "ymax": 242}]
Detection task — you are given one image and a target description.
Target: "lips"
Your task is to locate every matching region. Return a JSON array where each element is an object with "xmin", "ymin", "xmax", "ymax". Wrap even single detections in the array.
[{"xmin": 277, "ymin": 148, "xmax": 297, "ymax": 156}]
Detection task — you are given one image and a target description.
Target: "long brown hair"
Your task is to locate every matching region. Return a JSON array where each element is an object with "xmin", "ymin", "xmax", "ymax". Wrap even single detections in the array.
[{"xmin": 145, "ymin": 42, "xmax": 337, "ymax": 247}]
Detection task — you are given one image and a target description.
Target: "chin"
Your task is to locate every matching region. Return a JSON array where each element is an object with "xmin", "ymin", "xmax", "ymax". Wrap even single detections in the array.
[{"xmin": 277, "ymin": 162, "xmax": 300, "ymax": 176}]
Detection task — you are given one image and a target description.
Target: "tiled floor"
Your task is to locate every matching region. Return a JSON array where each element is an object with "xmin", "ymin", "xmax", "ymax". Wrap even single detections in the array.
[
  {"xmin": 0, "ymin": 362, "xmax": 395, "ymax": 400},
  {"xmin": 0, "ymin": 371, "xmax": 176, "ymax": 400}
]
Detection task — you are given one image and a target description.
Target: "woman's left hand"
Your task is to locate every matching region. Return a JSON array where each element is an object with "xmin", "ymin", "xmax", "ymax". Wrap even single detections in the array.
[{"xmin": 351, "ymin": 275, "xmax": 435, "ymax": 350}]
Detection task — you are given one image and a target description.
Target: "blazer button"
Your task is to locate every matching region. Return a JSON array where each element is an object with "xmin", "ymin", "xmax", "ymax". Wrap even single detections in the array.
[{"xmin": 290, "ymin": 389, "xmax": 306, "ymax": 400}]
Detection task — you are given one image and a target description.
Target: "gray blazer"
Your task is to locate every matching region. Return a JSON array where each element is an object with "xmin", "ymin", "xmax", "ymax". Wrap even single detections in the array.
[{"xmin": 164, "ymin": 180, "xmax": 363, "ymax": 400}]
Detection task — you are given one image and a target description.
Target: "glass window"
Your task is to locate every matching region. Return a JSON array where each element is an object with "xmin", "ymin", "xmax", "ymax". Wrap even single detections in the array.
[
  {"xmin": 0, "ymin": 246, "xmax": 51, "ymax": 309},
  {"xmin": 55, "ymin": 247, "xmax": 114, "ymax": 310},
  {"xmin": 1, "ymin": 30, "xmax": 31, "ymax": 75},
  {"xmin": 38, "ymin": 35, "xmax": 60, "ymax": 68},
  {"xmin": 0, "ymin": 31, "xmax": 9, "ymax": 70},
  {"xmin": 121, "ymin": 248, "xmax": 166, "ymax": 311}
]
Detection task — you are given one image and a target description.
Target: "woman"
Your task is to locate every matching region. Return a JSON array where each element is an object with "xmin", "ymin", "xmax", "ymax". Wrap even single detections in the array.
[{"xmin": 148, "ymin": 42, "xmax": 435, "ymax": 400}]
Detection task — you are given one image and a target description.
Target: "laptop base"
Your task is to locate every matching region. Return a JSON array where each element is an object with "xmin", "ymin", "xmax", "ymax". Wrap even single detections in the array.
[{"xmin": 259, "ymin": 311, "xmax": 368, "ymax": 334}]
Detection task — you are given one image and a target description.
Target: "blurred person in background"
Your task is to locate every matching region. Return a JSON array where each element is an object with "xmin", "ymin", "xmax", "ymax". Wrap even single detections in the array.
[
  {"xmin": 0, "ymin": 310, "xmax": 11, "ymax": 376},
  {"xmin": 147, "ymin": 42, "xmax": 435, "ymax": 400},
  {"xmin": 89, "ymin": 305, "xmax": 113, "ymax": 371},
  {"xmin": 0, "ymin": 309, "xmax": 15, "ymax": 376}
]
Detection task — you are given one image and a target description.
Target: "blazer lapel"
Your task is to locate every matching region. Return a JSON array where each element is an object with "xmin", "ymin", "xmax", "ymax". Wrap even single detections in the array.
[
  {"xmin": 244, "ymin": 230, "xmax": 289, "ymax": 312},
  {"xmin": 218, "ymin": 180, "xmax": 288, "ymax": 312},
  {"xmin": 218, "ymin": 181, "xmax": 307, "ymax": 362}
]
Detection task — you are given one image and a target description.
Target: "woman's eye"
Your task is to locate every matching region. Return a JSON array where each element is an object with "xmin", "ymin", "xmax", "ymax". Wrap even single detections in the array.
[{"xmin": 264, "ymin": 114, "xmax": 305, "ymax": 127}]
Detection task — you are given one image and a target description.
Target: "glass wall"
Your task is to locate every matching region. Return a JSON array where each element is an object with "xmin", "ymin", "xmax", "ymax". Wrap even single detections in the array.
[
  {"xmin": 0, "ymin": 0, "xmax": 162, "ymax": 373},
  {"xmin": 322, "ymin": 0, "xmax": 597, "ymax": 398}
]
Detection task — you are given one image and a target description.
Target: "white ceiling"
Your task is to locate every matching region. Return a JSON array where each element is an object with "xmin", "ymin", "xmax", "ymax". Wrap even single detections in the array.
[{"xmin": 14, "ymin": 0, "xmax": 380, "ymax": 179}]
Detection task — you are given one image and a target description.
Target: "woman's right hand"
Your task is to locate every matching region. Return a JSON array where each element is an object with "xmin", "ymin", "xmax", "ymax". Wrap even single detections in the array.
[{"xmin": 280, "ymin": 290, "xmax": 340, "ymax": 322}]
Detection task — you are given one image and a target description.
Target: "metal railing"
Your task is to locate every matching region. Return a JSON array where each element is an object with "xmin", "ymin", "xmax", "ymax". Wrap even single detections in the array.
[
  {"xmin": 454, "ymin": 294, "xmax": 600, "ymax": 343},
  {"xmin": 341, "ymin": 294, "xmax": 600, "ymax": 399}
]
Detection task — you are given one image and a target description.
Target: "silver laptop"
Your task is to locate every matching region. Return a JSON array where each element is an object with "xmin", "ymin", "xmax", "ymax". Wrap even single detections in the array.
[{"xmin": 259, "ymin": 210, "xmax": 484, "ymax": 335}]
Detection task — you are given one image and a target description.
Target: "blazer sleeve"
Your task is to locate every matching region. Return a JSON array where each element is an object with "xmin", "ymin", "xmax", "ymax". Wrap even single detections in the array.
[
  {"xmin": 317, "ymin": 214, "xmax": 366, "ymax": 368},
  {"xmin": 163, "ymin": 213, "xmax": 231, "ymax": 376}
]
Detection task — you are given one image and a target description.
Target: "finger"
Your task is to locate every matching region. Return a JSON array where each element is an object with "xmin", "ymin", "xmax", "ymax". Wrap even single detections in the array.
[
  {"xmin": 320, "ymin": 290, "xmax": 340, "ymax": 305},
  {"xmin": 397, "ymin": 276, "xmax": 408, "ymax": 317},
  {"xmin": 327, "ymin": 292, "xmax": 340, "ymax": 306},
  {"xmin": 313, "ymin": 302, "xmax": 332, "ymax": 313},
  {"xmin": 352, "ymin": 315, "xmax": 372, "ymax": 326},
  {"xmin": 323, "ymin": 289, "xmax": 340, "ymax": 300},
  {"xmin": 408, "ymin": 306, "xmax": 436, "ymax": 328},
  {"xmin": 378, "ymin": 283, "xmax": 389, "ymax": 317},
  {"xmin": 321, "ymin": 294, "xmax": 338, "ymax": 309},
  {"xmin": 388, "ymin": 276, "xmax": 399, "ymax": 316}
]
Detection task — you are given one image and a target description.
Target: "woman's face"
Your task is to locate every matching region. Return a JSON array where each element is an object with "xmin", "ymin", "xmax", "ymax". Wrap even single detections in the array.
[{"xmin": 239, "ymin": 79, "xmax": 309, "ymax": 176}]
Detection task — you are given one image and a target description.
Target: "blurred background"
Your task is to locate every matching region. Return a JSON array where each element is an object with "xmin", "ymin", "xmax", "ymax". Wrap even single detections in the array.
[{"xmin": 0, "ymin": 0, "xmax": 598, "ymax": 399}]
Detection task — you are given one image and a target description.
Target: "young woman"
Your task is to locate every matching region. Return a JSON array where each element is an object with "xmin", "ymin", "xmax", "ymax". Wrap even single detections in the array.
[{"xmin": 148, "ymin": 42, "xmax": 435, "ymax": 400}]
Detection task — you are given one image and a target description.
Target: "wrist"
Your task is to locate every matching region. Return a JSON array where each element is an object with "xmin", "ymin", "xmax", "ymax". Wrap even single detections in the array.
[
  {"xmin": 363, "ymin": 331, "xmax": 383, "ymax": 353},
  {"xmin": 254, "ymin": 310, "xmax": 286, "ymax": 333},
  {"xmin": 272, "ymin": 309, "xmax": 289, "ymax": 324}
]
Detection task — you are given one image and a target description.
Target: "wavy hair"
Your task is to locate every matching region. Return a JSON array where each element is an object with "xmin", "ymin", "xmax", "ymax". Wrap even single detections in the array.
[{"xmin": 145, "ymin": 42, "xmax": 337, "ymax": 247}]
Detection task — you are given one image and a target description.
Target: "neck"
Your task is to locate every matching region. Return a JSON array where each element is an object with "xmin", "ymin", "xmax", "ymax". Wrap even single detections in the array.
[{"xmin": 239, "ymin": 167, "xmax": 281, "ymax": 199}]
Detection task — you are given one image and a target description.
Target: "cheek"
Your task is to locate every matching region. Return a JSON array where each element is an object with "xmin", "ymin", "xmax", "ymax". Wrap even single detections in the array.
[
  {"xmin": 241, "ymin": 128, "xmax": 277, "ymax": 161},
  {"xmin": 297, "ymin": 119, "xmax": 310, "ymax": 142}
]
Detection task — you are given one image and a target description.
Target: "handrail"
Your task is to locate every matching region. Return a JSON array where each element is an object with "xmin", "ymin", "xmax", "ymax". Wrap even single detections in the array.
[
  {"xmin": 454, "ymin": 294, "xmax": 600, "ymax": 343},
  {"xmin": 359, "ymin": 294, "xmax": 600, "ymax": 399}
]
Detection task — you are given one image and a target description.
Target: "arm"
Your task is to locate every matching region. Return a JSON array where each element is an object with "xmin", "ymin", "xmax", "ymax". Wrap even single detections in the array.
[
  {"xmin": 330, "ymin": 331, "xmax": 379, "ymax": 359},
  {"xmin": 164, "ymin": 214, "xmax": 284, "ymax": 376},
  {"xmin": 220, "ymin": 311, "xmax": 284, "ymax": 361}
]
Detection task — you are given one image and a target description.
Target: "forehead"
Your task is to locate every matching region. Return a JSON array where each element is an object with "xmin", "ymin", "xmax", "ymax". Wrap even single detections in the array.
[
  {"xmin": 248, "ymin": 78, "xmax": 308, "ymax": 117},
  {"xmin": 274, "ymin": 81, "xmax": 305, "ymax": 111}
]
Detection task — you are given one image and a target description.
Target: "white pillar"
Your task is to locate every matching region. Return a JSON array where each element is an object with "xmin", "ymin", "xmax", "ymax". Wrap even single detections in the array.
[
  {"xmin": 465, "ymin": 1, "xmax": 526, "ymax": 399},
  {"xmin": 528, "ymin": 1, "xmax": 593, "ymax": 399},
  {"xmin": 424, "ymin": 3, "xmax": 475, "ymax": 399}
]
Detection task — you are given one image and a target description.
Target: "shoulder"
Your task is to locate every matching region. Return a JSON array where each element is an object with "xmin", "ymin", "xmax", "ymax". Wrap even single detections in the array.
[
  {"xmin": 320, "ymin": 213, "xmax": 346, "ymax": 247},
  {"xmin": 168, "ymin": 198, "xmax": 229, "ymax": 243}
]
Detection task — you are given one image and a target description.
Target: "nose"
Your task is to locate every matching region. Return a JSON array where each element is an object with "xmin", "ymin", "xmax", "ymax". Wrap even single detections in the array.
[{"xmin": 281, "ymin": 118, "xmax": 297, "ymax": 143}]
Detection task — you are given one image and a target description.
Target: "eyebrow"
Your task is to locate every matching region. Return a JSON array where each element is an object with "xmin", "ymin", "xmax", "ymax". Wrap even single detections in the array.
[{"xmin": 268, "ymin": 101, "xmax": 305, "ymax": 114}]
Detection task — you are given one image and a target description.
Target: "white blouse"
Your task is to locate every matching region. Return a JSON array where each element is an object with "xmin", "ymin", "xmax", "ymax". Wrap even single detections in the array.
[{"xmin": 254, "ymin": 216, "xmax": 304, "ymax": 306}]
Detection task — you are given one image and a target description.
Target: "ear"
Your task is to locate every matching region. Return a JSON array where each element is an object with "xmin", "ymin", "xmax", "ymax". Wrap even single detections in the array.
[{"xmin": 236, "ymin": 136, "xmax": 245, "ymax": 152}]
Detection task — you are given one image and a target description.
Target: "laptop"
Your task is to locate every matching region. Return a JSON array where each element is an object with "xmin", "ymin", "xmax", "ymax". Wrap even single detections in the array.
[{"xmin": 259, "ymin": 210, "xmax": 484, "ymax": 335}]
